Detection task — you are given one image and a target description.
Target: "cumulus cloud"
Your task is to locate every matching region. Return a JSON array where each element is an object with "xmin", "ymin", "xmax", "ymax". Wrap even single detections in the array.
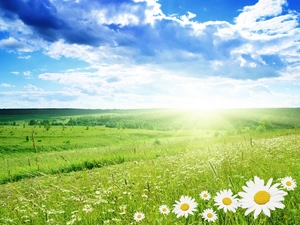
[
  {"xmin": 231, "ymin": 0, "xmax": 300, "ymax": 76},
  {"xmin": 0, "ymin": 0, "xmax": 300, "ymax": 109},
  {"xmin": 0, "ymin": 37, "xmax": 34, "ymax": 52},
  {"xmin": 235, "ymin": 0, "xmax": 293, "ymax": 39},
  {"xmin": 38, "ymin": 64, "xmax": 163, "ymax": 97},
  {"xmin": 0, "ymin": 0, "xmax": 299, "ymax": 81}
]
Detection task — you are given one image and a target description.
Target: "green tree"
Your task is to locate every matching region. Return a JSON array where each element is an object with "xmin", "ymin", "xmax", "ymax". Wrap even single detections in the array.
[
  {"xmin": 28, "ymin": 119, "xmax": 37, "ymax": 126},
  {"xmin": 43, "ymin": 120, "xmax": 51, "ymax": 131}
]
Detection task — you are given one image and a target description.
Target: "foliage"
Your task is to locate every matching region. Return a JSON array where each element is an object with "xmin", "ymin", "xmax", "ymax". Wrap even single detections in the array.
[{"xmin": 1, "ymin": 108, "xmax": 300, "ymax": 132}]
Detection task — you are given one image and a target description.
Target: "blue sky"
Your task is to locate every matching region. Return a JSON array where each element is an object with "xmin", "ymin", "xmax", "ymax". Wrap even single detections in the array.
[{"xmin": 0, "ymin": 0, "xmax": 300, "ymax": 109}]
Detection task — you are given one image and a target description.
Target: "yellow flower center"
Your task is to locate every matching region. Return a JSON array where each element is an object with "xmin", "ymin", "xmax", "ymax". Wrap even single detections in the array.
[
  {"xmin": 207, "ymin": 213, "xmax": 213, "ymax": 218},
  {"xmin": 203, "ymin": 194, "xmax": 208, "ymax": 197},
  {"xmin": 180, "ymin": 203, "xmax": 190, "ymax": 211},
  {"xmin": 137, "ymin": 214, "xmax": 141, "ymax": 218},
  {"xmin": 254, "ymin": 190, "xmax": 270, "ymax": 205},
  {"xmin": 222, "ymin": 197, "xmax": 232, "ymax": 206},
  {"xmin": 286, "ymin": 181, "xmax": 292, "ymax": 186},
  {"xmin": 162, "ymin": 208, "xmax": 167, "ymax": 212}
]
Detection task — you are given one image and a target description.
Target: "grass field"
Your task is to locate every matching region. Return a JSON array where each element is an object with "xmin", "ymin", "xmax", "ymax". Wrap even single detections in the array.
[{"xmin": 0, "ymin": 109, "xmax": 299, "ymax": 224}]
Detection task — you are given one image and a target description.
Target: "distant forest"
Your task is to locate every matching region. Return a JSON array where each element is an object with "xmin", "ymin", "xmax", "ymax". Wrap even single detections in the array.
[{"xmin": 1, "ymin": 108, "xmax": 300, "ymax": 132}]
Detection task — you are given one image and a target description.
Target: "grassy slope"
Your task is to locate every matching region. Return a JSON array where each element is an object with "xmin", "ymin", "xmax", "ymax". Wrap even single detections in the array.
[
  {"xmin": 0, "ymin": 125, "xmax": 216, "ymax": 184},
  {"xmin": 0, "ymin": 108, "xmax": 300, "ymax": 224},
  {"xmin": 0, "ymin": 125, "xmax": 178, "ymax": 153},
  {"xmin": 0, "ymin": 130, "xmax": 299, "ymax": 224}
]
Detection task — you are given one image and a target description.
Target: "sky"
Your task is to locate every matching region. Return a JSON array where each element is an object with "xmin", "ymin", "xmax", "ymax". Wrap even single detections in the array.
[{"xmin": 0, "ymin": 0, "xmax": 300, "ymax": 109}]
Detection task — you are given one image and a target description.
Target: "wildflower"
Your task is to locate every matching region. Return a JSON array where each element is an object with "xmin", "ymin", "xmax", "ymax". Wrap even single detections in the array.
[
  {"xmin": 133, "ymin": 212, "xmax": 145, "ymax": 222},
  {"xmin": 172, "ymin": 196, "xmax": 198, "ymax": 218},
  {"xmin": 112, "ymin": 218, "xmax": 121, "ymax": 222},
  {"xmin": 141, "ymin": 194, "xmax": 148, "ymax": 199},
  {"xmin": 108, "ymin": 208, "xmax": 115, "ymax": 213},
  {"xmin": 46, "ymin": 219, "xmax": 54, "ymax": 223},
  {"xmin": 200, "ymin": 191, "xmax": 211, "ymax": 200},
  {"xmin": 238, "ymin": 176, "xmax": 287, "ymax": 218},
  {"xmin": 214, "ymin": 189, "xmax": 239, "ymax": 213},
  {"xmin": 82, "ymin": 204, "xmax": 93, "ymax": 213},
  {"xmin": 119, "ymin": 205, "xmax": 127, "ymax": 211},
  {"xmin": 159, "ymin": 205, "xmax": 170, "ymax": 215},
  {"xmin": 201, "ymin": 208, "xmax": 218, "ymax": 222},
  {"xmin": 119, "ymin": 205, "xmax": 127, "ymax": 215},
  {"xmin": 281, "ymin": 176, "xmax": 297, "ymax": 191},
  {"xmin": 70, "ymin": 213, "xmax": 81, "ymax": 223},
  {"xmin": 66, "ymin": 220, "xmax": 75, "ymax": 225}
]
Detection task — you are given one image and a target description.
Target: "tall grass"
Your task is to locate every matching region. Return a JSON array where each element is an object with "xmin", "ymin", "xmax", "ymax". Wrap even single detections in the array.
[
  {"xmin": 0, "ymin": 131, "xmax": 299, "ymax": 224},
  {"xmin": 0, "ymin": 127, "xmax": 219, "ymax": 184}
]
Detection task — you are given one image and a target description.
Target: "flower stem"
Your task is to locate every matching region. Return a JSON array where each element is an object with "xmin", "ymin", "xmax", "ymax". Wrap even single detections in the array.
[
  {"xmin": 268, "ymin": 217, "xmax": 274, "ymax": 225},
  {"xmin": 185, "ymin": 217, "xmax": 189, "ymax": 225}
]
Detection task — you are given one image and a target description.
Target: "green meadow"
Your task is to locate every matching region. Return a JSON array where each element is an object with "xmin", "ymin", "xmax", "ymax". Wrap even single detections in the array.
[{"xmin": 0, "ymin": 108, "xmax": 299, "ymax": 224}]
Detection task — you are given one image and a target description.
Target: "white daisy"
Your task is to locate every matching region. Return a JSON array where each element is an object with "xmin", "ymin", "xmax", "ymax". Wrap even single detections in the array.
[
  {"xmin": 172, "ymin": 196, "xmax": 198, "ymax": 218},
  {"xmin": 281, "ymin": 176, "xmax": 297, "ymax": 191},
  {"xmin": 238, "ymin": 176, "xmax": 287, "ymax": 218},
  {"xmin": 133, "ymin": 212, "xmax": 145, "ymax": 222},
  {"xmin": 82, "ymin": 204, "xmax": 93, "ymax": 213},
  {"xmin": 159, "ymin": 205, "xmax": 170, "ymax": 215},
  {"xmin": 214, "ymin": 189, "xmax": 239, "ymax": 213},
  {"xmin": 200, "ymin": 191, "xmax": 211, "ymax": 200},
  {"xmin": 201, "ymin": 208, "xmax": 218, "ymax": 222}
]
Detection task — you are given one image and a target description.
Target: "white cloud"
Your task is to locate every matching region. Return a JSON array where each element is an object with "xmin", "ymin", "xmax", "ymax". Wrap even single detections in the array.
[
  {"xmin": 180, "ymin": 11, "xmax": 197, "ymax": 23},
  {"xmin": 2, "ymin": 0, "xmax": 299, "ymax": 82},
  {"xmin": 0, "ymin": 90, "xmax": 80, "ymax": 108},
  {"xmin": 235, "ymin": 0, "xmax": 298, "ymax": 40},
  {"xmin": 24, "ymin": 84, "xmax": 44, "ymax": 92},
  {"xmin": 0, "ymin": 37, "xmax": 34, "ymax": 52},
  {"xmin": 91, "ymin": 7, "xmax": 140, "ymax": 27},
  {"xmin": 235, "ymin": 0, "xmax": 287, "ymax": 27},
  {"xmin": 0, "ymin": 13, "xmax": 48, "ymax": 52},
  {"xmin": 45, "ymin": 40, "xmax": 105, "ymax": 63},
  {"xmin": 18, "ymin": 55, "xmax": 31, "ymax": 59},
  {"xmin": 23, "ymin": 71, "xmax": 32, "ymax": 79},
  {"xmin": 11, "ymin": 71, "xmax": 19, "ymax": 75},
  {"xmin": 0, "ymin": 14, "xmax": 32, "ymax": 35},
  {"xmin": 34, "ymin": 61, "xmax": 300, "ymax": 108},
  {"xmin": 215, "ymin": 26, "xmax": 236, "ymax": 40},
  {"xmin": 141, "ymin": 0, "xmax": 165, "ymax": 25},
  {"xmin": 226, "ymin": 0, "xmax": 300, "ymax": 78},
  {"xmin": 1, "ymin": 0, "xmax": 300, "ymax": 108},
  {"xmin": 0, "ymin": 83, "xmax": 15, "ymax": 88},
  {"xmin": 38, "ymin": 63, "xmax": 164, "ymax": 98}
]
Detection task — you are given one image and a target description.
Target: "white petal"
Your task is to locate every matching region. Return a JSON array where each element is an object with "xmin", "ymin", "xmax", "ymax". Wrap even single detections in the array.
[
  {"xmin": 255, "ymin": 176, "xmax": 264, "ymax": 188},
  {"xmin": 254, "ymin": 207, "xmax": 262, "ymax": 218},
  {"xmin": 271, "ymin": 201, "xmax": 285, "ymax": 209},
  {"xmin": 262, "ymin": 206, "xmax": 271, "ymax": 217},
  {"xmin": 271, "ymin": 195, "xmax": 285, "ymax": 202},
  {"xmin": 245, "ymin": 205, "xmax": 256, "ymax": 216},
  {"xmin": 266, "ymin": 178, "xmax": 273, "ymax": 189}
]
